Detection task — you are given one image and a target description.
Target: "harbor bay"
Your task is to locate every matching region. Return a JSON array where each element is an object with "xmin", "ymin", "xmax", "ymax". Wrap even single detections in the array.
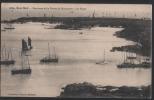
[
  {"xmin": 1, "ymin": 3, "xmax": 152, "ymax": 98},
  {"xmin": 1, "ymin": 22, "xmax": 151, "ymax": 97}
]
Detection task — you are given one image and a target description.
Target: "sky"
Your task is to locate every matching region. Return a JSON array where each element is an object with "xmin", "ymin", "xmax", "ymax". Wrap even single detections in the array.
[{"xmin": 1, "ymin": 3, "xmax": 152, "ymax": 20}]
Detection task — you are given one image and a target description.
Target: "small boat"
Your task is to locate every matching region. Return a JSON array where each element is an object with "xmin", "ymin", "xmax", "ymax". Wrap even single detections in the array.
[
  {"xmin": 4, "ymin": 27, "xmax": 15, "ymax": 30},
  {"xmin": 44, "ymin": 27, "xmax": 53, "ymax": 29},
  {"xmin": 11, "ymin": 68, "xmax": 31, "ymax": 75},
  {"xmin": 79, "ymin": 32, "xmax": 83, "ymax": 35},
  {"xmin": 4, "ymin": 24, "xmax": 15, "ymax": 30},
  {"xmin": 1, "ymin": 29, "xmax": 6, "ymax": 32},
  {"xmin": 0, "ymin": 60, "xmax": 15, "ymax": 65},
  {"xmin": 117, "ymin": 62, "xmax": 150, "ymax": 68},
  {"xmin": 127, "ymin": 56, "xmax": 137, "ymax": 59},
  {"xmin": 117, "ymin": 52, "xmax": 150, "ymax": 68},
  {"xmin": 40, "ymin": 43, "xmax": 58, "ymax": 63},
  {"xmin": 40, "ymin": 56, "xmax": 58, "ymax": 63},
  {"xmin": 11, "ymin": 53, "xmax": 31, "ymax": 75}
]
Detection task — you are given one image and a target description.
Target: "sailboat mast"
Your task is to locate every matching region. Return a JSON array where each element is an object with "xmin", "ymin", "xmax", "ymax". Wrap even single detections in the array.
[
  {"xmin": 3, "ymin": 43, "xmax": 5, "ymax": 60},
  {"xmin": 92, "ymin": 10, "xmax": 95, "ymax": 18},
  {"xmin": 21, "ymin": 53, "xmax": 24, "ymax": 70},
  {"xmin": 7, "ymin": 48, "xmax": 10, "ymax": 60},
  {"xmin": 27, "ymin": 13, "xmax": 29, "ymax": 17},
  {"xmin": 27, "ymin": 56, "xmax": 30, "ymax": 69},
  {"xmin": 53, "ymin": 46, "xmax": 55, "ymax": 58},
  {"xmin": 4, "ymin": 47, "xmax": 7, "ymax": 60},
  {"xmin": 127, "ymin": 52, "xmax": 129, "ymax": 63},
  {"xmin": 10, "ymin": 48, "xmax": 13, "ymax": 60},
  {"xmin": 104, "ymin": 49, "xmax": 105, "ymax": 61},
  {"xmin": 1, "ymin": 48, "xmax": 3, "ymax": 60},
  {"xmin": 53, "ymin": 46, "xmax": 58, "ymax": 59},
  {"xmin": 131, "ymin": 52, "xmax": 134, "ymax": 64},
  {"xmin": 48, "ymin": 42, "xmax": 51, "ymax": 57},
  {"xmin": 124, "ymin": 51, "xmax": 126, "ymax": 63},
  {"xmin": 1, "ymin": 47, "xmax": 4, "ymax": 60},
  {"xmin": 125, "ymin": 51, "xmax": 128, "ymax": 63}
]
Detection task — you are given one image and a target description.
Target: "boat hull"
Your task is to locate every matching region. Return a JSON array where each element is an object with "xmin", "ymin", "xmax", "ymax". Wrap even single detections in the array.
[
  {"xmin": 117, "ymin": 62, "xmax": 150, "ymax": 68},
  {"xmin": 4, "ymin": 28, "xmax": 15, "ymax": 29},
  {"xmin": 0, "ymin": 60, "xmax": 15, "ymax": 65},
  {"xmin": 40, "ymin": 58, "xmax": 58, "ymax": 63},
  {"xmin": 11, "ymin": 69, "xmax": 31, "ymax": 75}
]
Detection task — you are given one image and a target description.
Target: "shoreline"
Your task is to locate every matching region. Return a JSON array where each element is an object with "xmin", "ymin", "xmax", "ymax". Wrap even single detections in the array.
[{"xmin": 59, "ymin": 82, "xmax": 151, "ymax": 98}]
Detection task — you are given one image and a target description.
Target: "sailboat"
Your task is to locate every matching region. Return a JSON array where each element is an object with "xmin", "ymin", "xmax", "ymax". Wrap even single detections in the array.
[
  {"xmin": 44, "ymin": 26, "xmax": 54, "ymax": 29},
  {"xmin": 96, "ymin": 49, "xmax": 107, "ymax": 65},
  {"xmin": 126, "ymin": 52, "xmax": 136, "ymax": 63},
  {"xmin": 27, "ymin": 13, "xmax": 29, "ymax": 17},
  {"xmin": 0, "ymin": 45, "xmax": 15, "ymax": 65},
  {"xmin": 117, "ymin": 52, "xmax": 150, "ymax": 68},
  {"xmin": 22, "ymin": 37, "xmax": 33, "ymax": 52},
  {"xmin": 40, "ymin": 43, "xmax": 58, "ymax": 63},
  {"xmin": 117, "ymin": 51, "xmax": 134, "ymax": 68},
  {"xmin": 11, "ymin": 53, "xmax": 31, "ymax": 75},
  {"xmin": 4, "ymin": 23, "xmax": 15, "ymax": 29}
]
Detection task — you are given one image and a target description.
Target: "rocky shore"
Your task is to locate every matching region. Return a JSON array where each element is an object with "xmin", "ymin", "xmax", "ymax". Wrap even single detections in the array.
[
  {"xmin": 112, "ymin": 19, "xmax": 151, "ymax": 57},
  {"xmin": 59, "ymin": 82, "xmax": 151, "ymax": 98}
]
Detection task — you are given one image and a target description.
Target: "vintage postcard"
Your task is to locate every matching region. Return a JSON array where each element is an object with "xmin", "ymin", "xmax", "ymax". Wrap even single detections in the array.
[{"xmin": 1, "ymin": 3, "xmax": 152, "ymax": 98}]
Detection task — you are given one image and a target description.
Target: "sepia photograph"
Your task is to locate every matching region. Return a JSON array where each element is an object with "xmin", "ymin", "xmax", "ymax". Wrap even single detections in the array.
[{"xmin": 1, "ymin": 3, "xmax": 152, "ymax": 98}]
